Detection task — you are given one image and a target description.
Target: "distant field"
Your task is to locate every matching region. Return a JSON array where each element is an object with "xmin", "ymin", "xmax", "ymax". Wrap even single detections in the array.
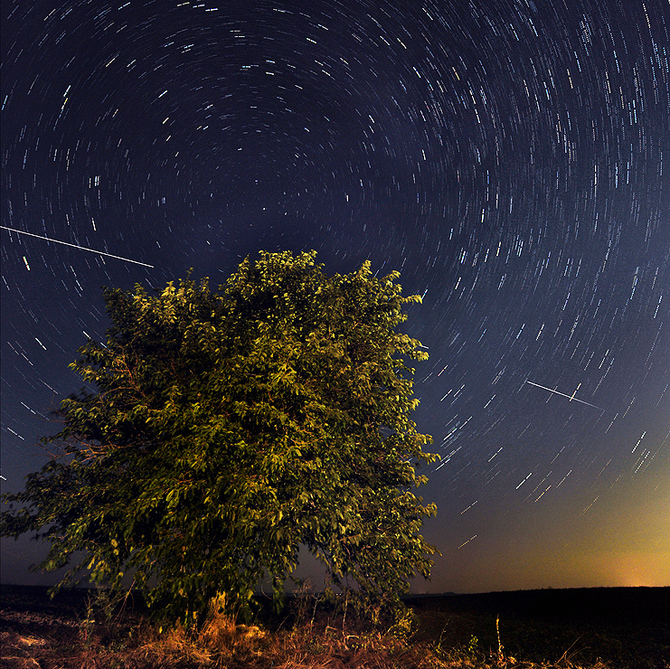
[
  {"xmin": 1, "ymin": 584, "xmax": 668, "ymax": 668},
  {"xmin": 405, "ymin": 588, "xmax": 670, "ymax": 668}
]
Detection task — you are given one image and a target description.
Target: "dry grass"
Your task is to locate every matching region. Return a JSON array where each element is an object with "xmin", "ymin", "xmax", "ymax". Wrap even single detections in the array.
[{"xmin": 1, "ymin": 586, "xmax": 667, "ymax": 669}]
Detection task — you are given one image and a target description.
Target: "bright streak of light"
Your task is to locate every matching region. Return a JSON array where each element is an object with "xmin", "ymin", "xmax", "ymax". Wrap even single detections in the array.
[
  {"xmin": 525, "ymin": 379, "xmax": 605, "ymax": 411},
  {"xmin": 458, "ymin": 535, "xmax": 478, "ymax": 549},
  {"xmin": 1, "ymin": 226, "xmax": 154, "ymax": 268}
]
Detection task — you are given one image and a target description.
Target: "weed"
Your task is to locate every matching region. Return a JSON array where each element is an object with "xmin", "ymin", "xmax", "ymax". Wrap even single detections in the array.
[
  {"xmin": 387, "ymin": 608, "xmax": 418, "ymax": 642},
  {"xmin": 79, "ymin": 597, "xmax": 98, "ymax": 652},
  {"xmin": 466, "ymin": 632, "xmax": 481, "ymax": 662}
]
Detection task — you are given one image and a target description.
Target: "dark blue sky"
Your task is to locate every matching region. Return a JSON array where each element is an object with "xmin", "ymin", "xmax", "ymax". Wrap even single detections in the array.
[{"xmin": 2, "ymin": 0, "xmax": 669, "ymax": 592}]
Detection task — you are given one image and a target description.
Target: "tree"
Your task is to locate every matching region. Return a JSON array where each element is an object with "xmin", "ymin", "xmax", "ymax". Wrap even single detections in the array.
[{"xmin": 1, "ymin": 250, "xmax": 438, "ymax": 626}]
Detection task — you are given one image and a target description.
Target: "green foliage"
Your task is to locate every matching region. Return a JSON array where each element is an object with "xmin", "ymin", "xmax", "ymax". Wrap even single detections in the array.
[{"xmin": 1, "ymin": 250, "xmax": 438, "ymax": 627}]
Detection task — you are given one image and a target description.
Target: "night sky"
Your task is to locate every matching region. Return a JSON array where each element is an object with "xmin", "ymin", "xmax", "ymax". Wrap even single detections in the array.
[{"xmin": 2, "ymin": 0, "xmax": 669, "ymax": 594}]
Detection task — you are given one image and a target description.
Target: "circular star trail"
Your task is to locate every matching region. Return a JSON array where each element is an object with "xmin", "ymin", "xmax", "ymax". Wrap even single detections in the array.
[{"xmin": 2, "ymin": 0, "xmax": 669, "ymax": 591}]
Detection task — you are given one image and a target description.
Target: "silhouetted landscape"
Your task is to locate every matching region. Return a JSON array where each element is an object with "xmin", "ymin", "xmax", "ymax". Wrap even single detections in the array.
[{"xmin": 1, "ymin": 584, "xmax": 668, "ymax": 668}]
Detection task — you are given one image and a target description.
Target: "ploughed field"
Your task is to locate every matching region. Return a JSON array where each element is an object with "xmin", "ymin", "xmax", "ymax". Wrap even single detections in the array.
[{"xmin": 1, "ymin": 584, "xmax": 668, "ymax": 668}]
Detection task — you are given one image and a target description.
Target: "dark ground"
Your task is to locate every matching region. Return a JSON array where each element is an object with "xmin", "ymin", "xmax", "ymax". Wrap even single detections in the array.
[
  {"xmin": 405, "ymin": 587, "xmax": 670, "ymax": 667},
  {"xmin": 1, "ymin": 584, "xmax": 668, "ymax": 668}
]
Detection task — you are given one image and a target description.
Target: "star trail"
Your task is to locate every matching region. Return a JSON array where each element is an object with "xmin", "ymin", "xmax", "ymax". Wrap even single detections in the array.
[{"xmin": 2, "ymin": 0, "xmax": 669, "ymax": 592}]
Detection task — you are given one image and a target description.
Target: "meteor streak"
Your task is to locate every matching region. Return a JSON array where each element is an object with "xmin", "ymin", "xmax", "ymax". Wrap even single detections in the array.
[
  {"xmin": 525, "ymin": 380, "xmax": 605, "ymax": 411},
  {"xmin": 1, "ymin": 226, "xmax": 154, "ymax": 268}
]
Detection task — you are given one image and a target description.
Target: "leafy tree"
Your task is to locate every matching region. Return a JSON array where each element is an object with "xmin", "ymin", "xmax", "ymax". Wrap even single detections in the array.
[{"xmin": 1, "ymin": 250, "xmax": 438, "ymax": 626}]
